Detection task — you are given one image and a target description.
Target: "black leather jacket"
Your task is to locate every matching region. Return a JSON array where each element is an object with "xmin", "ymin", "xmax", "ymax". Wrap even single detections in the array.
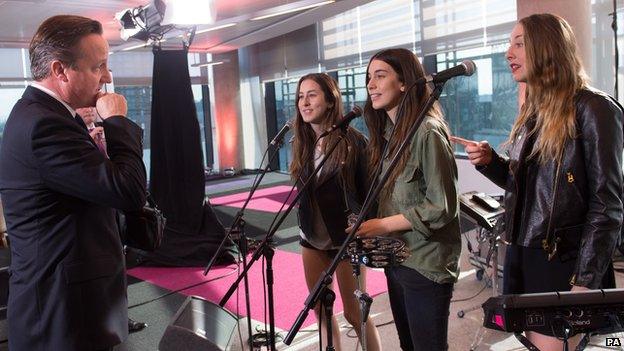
[
  {"xmin": 297, "ymin": 130, "xmax": 369, "ymax": 247},
  {"xmin": 480, "ymin": 88, "xmax": 623, "ymax": 288}
]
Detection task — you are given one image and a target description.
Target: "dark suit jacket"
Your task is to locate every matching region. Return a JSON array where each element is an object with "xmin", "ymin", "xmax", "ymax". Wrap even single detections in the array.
[{"xmin": 0, "ymin": 86, "xmax": 147, "ymax": 350}]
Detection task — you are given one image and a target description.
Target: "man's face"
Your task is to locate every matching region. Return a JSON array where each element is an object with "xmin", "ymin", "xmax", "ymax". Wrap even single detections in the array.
[{"xmin": 62, "ymin": 34, "xmax": 112, "ymax": 109}]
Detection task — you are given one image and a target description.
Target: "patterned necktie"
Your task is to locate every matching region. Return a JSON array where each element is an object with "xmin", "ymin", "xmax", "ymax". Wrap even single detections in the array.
[{"xmin": 88, "ymin": 126, "xmax": 108, "ymax": 158}]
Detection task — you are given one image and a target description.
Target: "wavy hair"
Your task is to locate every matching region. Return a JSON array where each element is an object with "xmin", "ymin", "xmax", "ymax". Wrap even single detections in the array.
[
  {"xmin": 289, "ymin": 73, "xmax": 361, "ymax": 191},
  {"xmin": 364, "ymin": 48, "xmax": 446, "ymax": 199},
  {"xmin": 509, "ymin": 13, "xmax": 588, "ymax": 163}
]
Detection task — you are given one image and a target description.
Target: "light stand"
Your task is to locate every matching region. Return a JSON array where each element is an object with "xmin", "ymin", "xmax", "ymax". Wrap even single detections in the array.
[{"xmin": 284, "ymin": 81, "xmax": 447, "ymax": 346}]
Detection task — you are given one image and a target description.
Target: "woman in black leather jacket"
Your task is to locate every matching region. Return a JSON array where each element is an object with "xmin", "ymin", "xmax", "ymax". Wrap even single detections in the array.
[
  {"xmin": 453, "ymin": 13, "xmax": 623, "ymax": 350},
  {"xmin": 290, "ymin": 73, "xmax": 381, "ymax": 350}
]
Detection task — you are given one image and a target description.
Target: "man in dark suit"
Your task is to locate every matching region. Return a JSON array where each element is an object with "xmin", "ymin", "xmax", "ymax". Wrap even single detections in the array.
[{"xmin": 0, "ymin": 15, "xmax": 146, "ymax": 351}]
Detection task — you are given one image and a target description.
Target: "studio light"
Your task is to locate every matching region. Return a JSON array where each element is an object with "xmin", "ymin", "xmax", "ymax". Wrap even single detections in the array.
[
  {"xmin": 116, "ymin": 0, "xmax": 218, "ymax": 42},
  {"xmin": 161, "ymin": 0, "xmax": 217, "ymax": 26},
  {"xmin": 115, "ymin": 0, "xmax": 169, "ymax": 42}
]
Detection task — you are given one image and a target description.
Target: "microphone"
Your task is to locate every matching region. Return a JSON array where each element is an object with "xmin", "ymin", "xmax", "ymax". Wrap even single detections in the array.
[
  {"xmin": 319, "ymin": 106, "xmax": 363, "ymax": 138},
  {"xmin": 270, "ymin": 119, "xmax": 293, "ymax": 146},
  {"xmin": 429, "ymin": 59, "xmax": 476, "ymax": 84}
]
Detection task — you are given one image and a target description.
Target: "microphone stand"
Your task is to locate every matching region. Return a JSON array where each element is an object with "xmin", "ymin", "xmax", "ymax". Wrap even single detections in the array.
[
  {"xmin": 218, "ymin": 126, "xmax": 351, "ymax": 351},
  {"xmin": 284, "ymin": 81, "xmax": 447, "ymax": 345},
  {"xmin": 202, "ymin": 135, "xmax": 285, "ymax": 349}
]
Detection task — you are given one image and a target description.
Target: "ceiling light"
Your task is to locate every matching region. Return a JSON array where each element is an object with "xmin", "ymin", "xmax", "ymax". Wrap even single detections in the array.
[
  {"xmin": 161, "ymin": 0, "xmax": 217, "ymax": 25},
  {"xmin": 191, "ymin": 59, "xmax": 230, "ymax": 68},
  {"xmin": 250, "ymin": 0, "xmax": 335, "ymax": 21},
  {"xmin": 195, "ymin": 22, "xmax": 237, "ymax": 34}
]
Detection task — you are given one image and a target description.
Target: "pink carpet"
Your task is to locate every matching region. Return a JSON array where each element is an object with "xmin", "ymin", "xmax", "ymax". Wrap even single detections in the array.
[
  {"xmin": 128, "ymin": 249, "xmax": 388, "ymax": 330},
  {"xmin": 209, "ymin": 185, "xmax": 297, "ymax": 213}
]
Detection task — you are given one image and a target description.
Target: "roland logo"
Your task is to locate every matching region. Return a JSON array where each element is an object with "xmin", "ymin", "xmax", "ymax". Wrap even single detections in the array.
[{"xmin": 569, "ymin": 319, "xmax": 590, "ymax": 326}]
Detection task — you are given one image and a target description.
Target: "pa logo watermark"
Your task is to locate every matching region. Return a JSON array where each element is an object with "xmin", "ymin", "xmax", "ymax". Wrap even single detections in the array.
[{"xmin": 606, "ymin": 337, "xmax": 622, "ymax": 347}]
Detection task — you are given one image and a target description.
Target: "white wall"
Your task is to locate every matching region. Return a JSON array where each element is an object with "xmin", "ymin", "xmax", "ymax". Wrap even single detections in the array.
[{"xmin": 456, "ymin": 158, "xmax": 503, "ymax": 195}]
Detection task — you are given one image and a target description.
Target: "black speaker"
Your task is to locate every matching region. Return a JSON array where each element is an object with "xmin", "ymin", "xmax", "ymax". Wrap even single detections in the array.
[{"xmin": 159, "ymin": 295, "xmax": 238, "ymax": 351}]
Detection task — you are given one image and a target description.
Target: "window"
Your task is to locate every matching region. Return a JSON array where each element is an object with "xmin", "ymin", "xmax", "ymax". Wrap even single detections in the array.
[
  {"xmin": 274, "ymin": 78, "xmax": 299, "ymax": 172},
  {"xmin": 0, "ymin": 88, "xmax": 26, "ymax": 148},
  {"xmin": 435, "ymin": 46, "xmax": 518, "ymax": 153},
  {"xmin": 336, "ymin": 67, "xmax": 369, "ymax": 135},
  {"xmin": 116, "ymin": 86, "xmax": 153, "ymax": 175}
]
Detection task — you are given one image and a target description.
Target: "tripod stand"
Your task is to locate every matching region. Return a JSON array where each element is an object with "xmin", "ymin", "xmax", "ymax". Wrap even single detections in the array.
[{"xmin": 457, "ymin": 223, "xmax": 504, "ymax": 318}]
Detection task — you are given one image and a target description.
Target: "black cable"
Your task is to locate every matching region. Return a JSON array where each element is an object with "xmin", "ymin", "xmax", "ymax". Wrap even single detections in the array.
[
  {"xmin": 127, "ymin": 265, "xmax": 238, "ymax": 309},
  {"xmin": 450, "ymin": 235, "xmax": 494, "ymax": 304},
  {"xmin": 344, "ymin": 319, "xmax": 396, "ymax": 338},
  {"xmin": 450, "ymin": 277, "xmax": 489, "ymax": 303}
]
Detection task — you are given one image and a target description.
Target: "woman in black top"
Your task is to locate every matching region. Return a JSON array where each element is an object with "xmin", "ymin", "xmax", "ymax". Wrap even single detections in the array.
[
  {"xmin": 290, "ymin": 73, "xmax": 381, "ymax": 350},
  {"xmin": 453, "ymin": 13, "xmax": 623, "ymax": 350}
]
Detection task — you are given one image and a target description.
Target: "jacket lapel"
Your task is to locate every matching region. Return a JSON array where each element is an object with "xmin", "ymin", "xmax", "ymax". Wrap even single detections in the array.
[
  {"xmin": 23, "ymin": 86, "xmax": 96, "ymax": 146},
  {"xmin": 23, "ymin": 86, "xmax": 75, "ymax": 121}
]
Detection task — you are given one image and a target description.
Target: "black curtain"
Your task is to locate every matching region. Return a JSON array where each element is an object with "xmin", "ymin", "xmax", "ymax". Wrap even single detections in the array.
[{"xmin": 143, "ymin": 48, "xmax": 236, "ymax": 266}]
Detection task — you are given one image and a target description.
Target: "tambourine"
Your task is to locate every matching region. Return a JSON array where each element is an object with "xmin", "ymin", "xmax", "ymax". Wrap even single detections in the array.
[{"xmin": 346, "ymin": 236, "xmax": 411, "ymax": 268}]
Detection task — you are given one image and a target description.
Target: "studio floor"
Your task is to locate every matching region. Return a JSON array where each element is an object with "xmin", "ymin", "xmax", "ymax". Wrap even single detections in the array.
[{"xmin": 1, "ymin": 172, "xmax": 623, "ymax": 351}]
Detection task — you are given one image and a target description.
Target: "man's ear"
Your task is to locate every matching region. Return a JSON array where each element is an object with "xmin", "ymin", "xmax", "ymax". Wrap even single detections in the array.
[{"xmin": 50, "ymin": 61, "xmax": 69, "ymax": 82}]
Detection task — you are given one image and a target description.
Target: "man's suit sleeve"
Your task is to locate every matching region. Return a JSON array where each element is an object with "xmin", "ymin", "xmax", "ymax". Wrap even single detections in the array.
[{"xmin": 31, "ymin": 114, "xmax": 147, "ymax": 211}]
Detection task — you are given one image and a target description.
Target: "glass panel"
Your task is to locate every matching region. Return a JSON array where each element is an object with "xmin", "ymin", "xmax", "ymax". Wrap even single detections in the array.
[
  {"xmin": 0, "ymin": 88, "xmax": 26, "ymax": 150},
  {"xmin": 116, "ymin": 86, "xmax": 153, "ymax": 177},
  {"xmin": 437, "ymin": 45, "xmax": 518, "ymax": 154},
  {"xmin": 275, "ymin": 79, "xmax": 299, "ymax": 172},
  {"xmin": 337, "ymin": 66, "xmax": 369, "ymax": 136},
  {"xmin": 191, "ymin": 84, "xmax": 207, "ymax": 168}
]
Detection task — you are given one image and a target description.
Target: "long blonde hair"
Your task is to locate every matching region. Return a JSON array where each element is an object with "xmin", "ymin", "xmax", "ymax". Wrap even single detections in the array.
[{"xmin": 509, "ymin": 13, "xmax": 588, "ymax": 163}]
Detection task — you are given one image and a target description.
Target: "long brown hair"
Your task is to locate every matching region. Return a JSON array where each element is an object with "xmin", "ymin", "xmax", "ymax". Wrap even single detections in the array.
[
  {"xmin": 364, "ymin": 48, "xmax": 446, "ymax": 198},
  {"xmin": 289, "ymin": 73, "xmax": 361, "ymax": 191},
  {"xmin": 509, "ymin": 13, "xmax": 588, "ymax": 163}
]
